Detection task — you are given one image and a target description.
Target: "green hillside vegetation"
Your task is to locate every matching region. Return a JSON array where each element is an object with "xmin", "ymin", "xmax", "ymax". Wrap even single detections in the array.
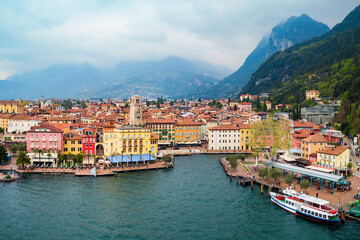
[{"xmin": 240, "ymin": 5, "xmax": 360, "ymax": 136}]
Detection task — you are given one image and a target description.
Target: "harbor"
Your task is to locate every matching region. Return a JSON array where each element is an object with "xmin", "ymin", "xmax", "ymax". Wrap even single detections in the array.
[{"xmin": 219, "ymin": 156, "xmax": 360, "ymax": 222}]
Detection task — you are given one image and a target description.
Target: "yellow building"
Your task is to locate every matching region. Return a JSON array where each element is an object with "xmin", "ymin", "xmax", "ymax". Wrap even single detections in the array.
[
  {"xmin": 174, "ymin": 121, "xmax": 202, "ymax": 143},
  {"xmin": 0, "ymin": 100, "xmax": 24, "ymax": 114},
  {"xmin": 239, "ymin": 124, "xmax": 253, "ymax": 151},
  {"xmin": 103, "ymin": 126, "xmax": 158, "ymax": 159},
  {"xmin": 301, "ymin": 133, "xmax": 327, "ymax": 160},
  {"xmin": 0, "ymin": 114, "xmax": 15, "ymax": 133},
  {"xmin": 63, "ymin": 131, "xmax": 82, "ymax": 155},
  {"xmin": 306, "ymin": 90, "xmax": 320, "ymax": 100},
  {"xmin": 316, "ymin": 146, "xmax": 350, "ymax": 171}
]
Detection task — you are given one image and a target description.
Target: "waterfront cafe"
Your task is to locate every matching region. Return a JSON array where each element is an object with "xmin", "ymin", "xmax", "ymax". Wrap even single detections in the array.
[
  {"xmin": 267, "ymin": 162, "xmax": 344, "ymax": 194},
  {"xmin": 107, "ymin": 153, "xmax": 157, "ymax": 165}
]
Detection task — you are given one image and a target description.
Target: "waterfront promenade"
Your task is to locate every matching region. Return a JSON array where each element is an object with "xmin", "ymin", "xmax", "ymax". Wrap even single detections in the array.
[
  {"xmin": 221, "ymin": 158, "xmax": 360, "ymax": 207},
  {"xmin": 1, "ymin": 159, "xmax": 172, "ymax": 176}
]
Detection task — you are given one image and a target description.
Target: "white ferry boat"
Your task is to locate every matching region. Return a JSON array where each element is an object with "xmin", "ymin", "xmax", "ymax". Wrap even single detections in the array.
[{"xmin": 270, "ymin": 188, "xmax": 341, "ymax": 223}]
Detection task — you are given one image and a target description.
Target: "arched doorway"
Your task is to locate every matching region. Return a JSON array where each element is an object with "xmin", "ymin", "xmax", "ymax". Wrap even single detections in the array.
[{"xmin": 96, "ymin": 144, "xmax": 104, "ymax": 156}]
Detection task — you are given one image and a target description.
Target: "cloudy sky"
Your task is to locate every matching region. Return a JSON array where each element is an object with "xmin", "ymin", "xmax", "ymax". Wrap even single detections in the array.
[{"xmin": 0, "ymin": 0, "xmax": 358, "ymax": 79}]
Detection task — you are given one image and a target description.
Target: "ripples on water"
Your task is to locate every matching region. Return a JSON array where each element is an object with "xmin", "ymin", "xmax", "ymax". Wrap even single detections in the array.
[{"xmin": 1, "ymin": 155, "xmax": 360, "ymax": 240}]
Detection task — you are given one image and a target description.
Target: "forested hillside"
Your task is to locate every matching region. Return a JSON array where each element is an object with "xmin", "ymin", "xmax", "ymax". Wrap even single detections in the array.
[{"xmin": 240, "ymin": 5, "xmax": 360, "ymax": 136}]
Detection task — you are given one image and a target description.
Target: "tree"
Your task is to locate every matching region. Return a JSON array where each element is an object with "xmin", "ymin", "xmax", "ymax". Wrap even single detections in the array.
[
  {"xmin": 161, "ymin": 155, "xmax": 172, "ymax": 163},
  {"xmin": 250, "ymin": 114, "xmax": 290, "ymax": 161},
  {"xmin": 236, "ymin": 153, "xmax": 245, "ymax": 162},
  {"xmin": 300, "ymin": 180, "xmax": 310, "ymax": 193},
  {"xmin": 16, "ymin": 151, "xmax": 31, "ymax": 168},
  {"xmin": 47, "ymin": 152, "xmax": 52, "ymax": 166},
  {"xmin": 347, "ymin": 162, "xmax": 353, "ymax": 175},
  {"xmin": 234, "ymin": 104, "xmax": 238, "ymax": 111},
  {"xmin": 258, "ymin": 168, "xmax": 268, "ymax": 180},
  {"xmin": 251, "ymin": 151, "xmax": 260, "ymax": 166},
  {"xmin": 226, "ymin": 155, "xmax": 238, "ymax": 169},
  {"xmin": 74, "ymin": 152, "xmax": 83, "ymax": 164},
  {"xmin": 263, "ymin": 102, "xmax": 268, "ymax": 112},
  {"xmin": 0, "ymin": 127, "xmax": 4, "ymax": 133},
  {"xmin": 57, "ymin": 150, "xmax": 63, "ymax": 166},
  {"xmin": 256, "ymin": 95, "xmax": 261, "ymax": 111},
  {"xmin": 285, "ymin": 174, "xmax": 293, "ymax": 187},
  {"xmin": 36, "ymin": 149, "xmax": 43, "ymax": 167},
  {"xmin": 0, "ymin": 145, "xmax": 8, "ymax": 163},
  {"xmin": 269, "ymin": 168, "xmax": 281, "ymax": 182},
  {"xmin": 92, "ymin": 154, "xmax": 97, "ymax": 165}
]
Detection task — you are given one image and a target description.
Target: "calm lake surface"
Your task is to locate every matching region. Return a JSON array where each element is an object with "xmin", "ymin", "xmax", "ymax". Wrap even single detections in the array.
[{"xmin": 1, "ymin": 154, "xmax": 359, "ymax": 240}]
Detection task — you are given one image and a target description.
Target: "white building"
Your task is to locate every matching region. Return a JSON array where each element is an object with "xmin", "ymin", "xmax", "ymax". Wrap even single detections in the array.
[
  {"xmin": 208, "ymin": 125, "xmax": 240, "ymax": 151},
  {"xmin": 7, "ymin": 115, "xmax": 42, "ymax": 134}
]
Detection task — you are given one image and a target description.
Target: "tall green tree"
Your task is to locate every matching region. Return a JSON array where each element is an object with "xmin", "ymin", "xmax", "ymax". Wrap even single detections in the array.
[
  {"xmin": 250, "ymin": 114, "xmax": 290, "ymax": 161},
  {"xmin": 0, "ymin": 145, "xmax": 9, "ymax": 163},
  {"xmin": 269, "ymin": 168, "xmax": 281, "ymax": 182},
  {"xmin": 16, "ymin": 151, "xmax": 31, "ymax": 168}
]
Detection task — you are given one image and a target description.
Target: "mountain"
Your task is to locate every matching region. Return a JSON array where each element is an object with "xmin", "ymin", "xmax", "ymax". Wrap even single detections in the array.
[
  {"xmin": 240, "ymin": 5, "xmax": 360, "ymax": 135},
  {"xmin": 0, "ymin": 56, "xmax": 231, "ymax": 99},
  {"xmin": 191, "ymin": 14, "xmax": 329, "ymax": 99},
  {"xmin": 87, "ymin": 56, "xmax": 231, "ymax": 99}
]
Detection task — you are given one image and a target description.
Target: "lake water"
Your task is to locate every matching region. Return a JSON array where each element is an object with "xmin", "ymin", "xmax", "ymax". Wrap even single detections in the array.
[{"xmin": 1, "ymin": 154, "xmax": 359, "ymax": 240}]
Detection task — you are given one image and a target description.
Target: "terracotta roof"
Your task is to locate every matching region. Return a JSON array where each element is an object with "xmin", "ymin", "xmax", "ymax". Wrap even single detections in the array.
[
  {"xmin": 209, "ymin": 124, "xmax": 239, "ymax": 131},
  {"xmin": 27, "ymin": 124, "xmax": 63, "ymax": 133},
  {"xmin": 292, "ymin": 129, "xmax": 314, "ymax": 138},
  {"xmin": 175, "ymin": 121, "xmax": 202, "ymax": 126},
  {"xmin": 317, "ymin": 146, "xmax": 348, "ymax": 156},
  {"xmin": 9, "ymin": 114, "xmax": 34, "ymax": 121},
  {"xmin": 238, "ymin": 124, "xmax": 252, "ymax": 129},
  {"xmin": 147, "ymin": 119, "xmax": 175, "ymax": 124},
  {"xmin": 302, "ymin": 133, "xmax": 327, "ymax": 143},
  {"xmin": 0, "ymin": 113, "xmax": 15, "ymax": 119}
]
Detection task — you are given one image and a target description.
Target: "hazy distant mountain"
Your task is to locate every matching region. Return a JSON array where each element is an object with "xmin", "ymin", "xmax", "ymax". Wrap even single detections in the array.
[
  {"xmin": 0, "ymin": 56, "xmax": 231, "ymax": 99},
  {"xmin": 191, "ymin": 14, "xmax": 330, "ymax": 99}
]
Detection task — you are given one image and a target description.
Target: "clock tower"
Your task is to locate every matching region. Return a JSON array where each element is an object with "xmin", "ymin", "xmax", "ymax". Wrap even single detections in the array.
[{"xmin": 129, "ymin": 94, "xmax": 143, "ymax": 126}]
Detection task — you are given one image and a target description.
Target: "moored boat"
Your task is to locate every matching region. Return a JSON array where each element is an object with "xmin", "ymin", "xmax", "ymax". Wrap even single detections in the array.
[{"xmin": 270, "ymin": 188, "xmax": 340, "ymax": 224}]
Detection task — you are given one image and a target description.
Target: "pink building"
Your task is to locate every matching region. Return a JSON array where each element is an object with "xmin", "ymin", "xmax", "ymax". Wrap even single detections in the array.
[
  {"xmin": 26, "ymin": 124, "xmax": 64, "ymax": 154},
  {"xmin": 239, "ymin": 102, "xmax": 252, "ymax": 112}
]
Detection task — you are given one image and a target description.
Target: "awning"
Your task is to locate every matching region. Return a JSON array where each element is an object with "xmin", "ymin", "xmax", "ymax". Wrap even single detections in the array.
[
  {"xmin": 305, "ymin": 166, "xmax": 335, "ymax": 173},
  {"xmin": 280, "ymin": 155, "xmax": 296, "ymax": 162},
  {"xmin": 108, "ymin": 154, "xmax": 156, "ymax": 163}
]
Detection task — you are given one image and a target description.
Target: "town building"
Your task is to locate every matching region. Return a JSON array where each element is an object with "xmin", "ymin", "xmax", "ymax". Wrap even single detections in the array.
[
  {"xmin": 26, "ymin": 124, "xmax": 64, "ymax": 164},
  {"xmin": 208, "ymin": 125, "xmax": 239, "ymax": 151},
  {"xmin": 82, "ymin": 128, "xmax": 96, "ymax": 155},
  {"xmin": 238, "ymin": 102, "xmax": 252, "ymax": 113},
  {"xmin": 63, "ymin": 131, "xmax": 82, "ymax": 155},
  {"xmin": 0, "ymin": 100, "xmax": 24, "ymax": 114},
  {"xmin": 301, "ymin": 105, "xmax": 339, "ymax": 124},
  {"xmin": 239, "ymin": 124, "xmax": 253, "ymax": 151},
  {"xmin": 145, "ymin": 119, "xmax": 175, "ymax": 143},
  {"xmin": 301, "ymin": 133, "xmax": 327, "ymax": 160},
  {"xmin": 129, "ymin": 95, "xmax": 143, "ymax": 126},
  {"xmin": 306, "ymin": 90, "xmax": 320, "ymax": 100},
  {"xmin": 103, "ymin": 126, "xmax": 158, "ymax": 162},
  {"xmin": 316, "ymin": 146, "xmax": 350, "ymax": 173},
  {"xmin": 7, "ymin": 115, "xmax": 42, "ymax": 134},
  {"xmin": 0, "ymin": 113, "xmax": 15, "ymax": 133},
  {"xmin": 174, "ymin": 121, "xmax": 202, "ymax": 143}
]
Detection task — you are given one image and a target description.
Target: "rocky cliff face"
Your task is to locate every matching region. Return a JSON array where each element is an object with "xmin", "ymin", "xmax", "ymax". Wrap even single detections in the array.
[{"xmin": 191, "ymin": 14, "xmax": 329, "ymax": 99}]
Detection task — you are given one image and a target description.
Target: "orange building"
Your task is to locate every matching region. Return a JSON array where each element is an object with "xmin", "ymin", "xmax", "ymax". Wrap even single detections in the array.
[{"xmin": 175, "ymin": 121, "xmax": 202, "ymax": 143}]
